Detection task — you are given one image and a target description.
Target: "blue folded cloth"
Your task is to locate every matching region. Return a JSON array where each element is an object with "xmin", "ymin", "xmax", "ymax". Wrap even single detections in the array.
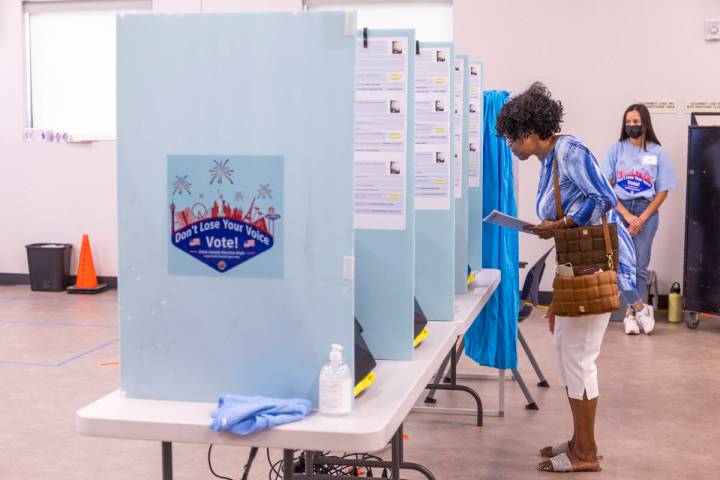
[{"xmin": 210, "ymin": 395, "xmax": 312, "ymax": 435}]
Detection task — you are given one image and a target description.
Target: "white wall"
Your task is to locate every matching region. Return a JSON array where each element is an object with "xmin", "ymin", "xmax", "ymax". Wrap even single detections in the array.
[
  {"xmin": 0, "ymin": 1, "xmax": 118, "ymax": 277},
  {"xmin": 455, "ymin": 0, "xmax": 720, "ymax": 292},
  {"xmin": 202, "ymin": 0, "xmax": 300, "ymax": 12},
  {"xmin": 0, "ymin": 0, "xmax": 301, "ymax": 277},
  {"xmin": 153, "ymin": 0, "xmax": 301, "ymax": 13}
]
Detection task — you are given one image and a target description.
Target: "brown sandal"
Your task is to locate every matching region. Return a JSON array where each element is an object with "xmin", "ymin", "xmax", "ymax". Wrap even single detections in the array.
[{"xmin": 538, "ymin": 453, "xmax": 602, "ymax": 473}]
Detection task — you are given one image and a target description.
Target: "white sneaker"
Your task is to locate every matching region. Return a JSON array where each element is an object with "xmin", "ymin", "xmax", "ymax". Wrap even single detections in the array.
[
  {"xmin": 636, "ymin": 304, "xmax": 655, "ymax": 335},
  {"xmin": 624, "ymin": 312, "xmax": 640, "ymax": 335}
]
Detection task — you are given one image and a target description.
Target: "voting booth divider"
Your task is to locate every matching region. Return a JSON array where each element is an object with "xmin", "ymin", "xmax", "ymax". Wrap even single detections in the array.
[
  {"xmin": 118, "ymin": 12, "xmax": 357, "ymax": 405},
  {"xmin": 454, "ymin": 54, "xmax": 471, "ymax": 294},
  {"xmin": 354, "ymin": 29, "xmax": 416, "ymax": 361},
  {"xmin": 467, "ymin": 61, "xmax": 485, "ymax": 272},
  {"xmin": 413, "ymin": 42, "xmax": 456, "ymax": 324}
]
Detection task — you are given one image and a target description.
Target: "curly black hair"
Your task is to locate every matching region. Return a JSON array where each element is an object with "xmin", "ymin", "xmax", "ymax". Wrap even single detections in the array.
[{"xmin": 495, "ymin": 82, "xmax": 564, "ymax": 141}]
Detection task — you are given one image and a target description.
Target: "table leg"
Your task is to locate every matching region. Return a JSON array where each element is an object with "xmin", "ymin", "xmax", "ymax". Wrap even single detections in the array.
[
  {"xmin": 391, "ymin": 427, "xmax": 401, "ymax": 479},
  {"xmin": 161, "ymin": 442, "xmax": 173, "ymax": 480},
  {"xmin": 305, "ymin": 450, "xmax": 315, "ymax": 475},
  {"xmin": 283, "ymin": 449, "xmax": 295, "ymax": 479},
  {"xmin": 443, "ymin": 337, "xmax": 464, "ymax": 383},
  {"xmin": 499, "ymin": 369, "xmax": 505, "ymax": 417},
  {"xmin": 416, "ymin": 344, "xmax": 484, "ymax": 426},
  {"xmin": 424, "ymin": 338, "xmax": 456, "ymax": 403}
]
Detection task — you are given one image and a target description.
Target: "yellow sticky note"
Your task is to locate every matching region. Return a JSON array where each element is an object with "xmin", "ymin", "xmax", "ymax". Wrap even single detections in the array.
[
  {"xmin": 388, "ymin": 72, "xmax": 402, "ymax": 81},
  {"xmin": 387, "ymin": 132, "xmax": 401, "ymax": 140},
  {"xmin": 434, "ymin": 179, "xmax": 447, "ymax": 185},
  {"xmin": 470, "ymin": 86, "xmax": 478, "ymax": 94},
  {"xmin": 432, "ymin": 77, "xmax": 448, "ymax": 85},
  {"xmin": 388, "ymin": 192, "xmax": 401, "ymax": 200},
  {"xmin": 433, "ymin": 127, "xmax": 446, "ymax": 135}
]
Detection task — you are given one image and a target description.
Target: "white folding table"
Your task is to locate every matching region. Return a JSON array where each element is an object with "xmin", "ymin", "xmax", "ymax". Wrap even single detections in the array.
[{"xmin": 77, "ymin": 275, "xmax": 500, "ymax": 479}]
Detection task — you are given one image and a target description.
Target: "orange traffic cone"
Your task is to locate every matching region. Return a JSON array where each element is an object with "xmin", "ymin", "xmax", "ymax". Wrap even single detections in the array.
[{"xmin": 67, "ymin": 234, "xmax": 108, "ymax": 294}]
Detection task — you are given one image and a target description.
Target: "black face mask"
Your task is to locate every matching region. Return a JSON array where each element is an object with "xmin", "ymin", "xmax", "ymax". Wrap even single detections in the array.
[{"xmin": 625, "ymin": 125, "xmax": 643, "ymax": 139}]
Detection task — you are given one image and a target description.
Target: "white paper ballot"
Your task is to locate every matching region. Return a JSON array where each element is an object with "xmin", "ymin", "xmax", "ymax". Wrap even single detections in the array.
[{"xmin": 482, "ymin": 209, "xmax": 535, "ymax": 233}]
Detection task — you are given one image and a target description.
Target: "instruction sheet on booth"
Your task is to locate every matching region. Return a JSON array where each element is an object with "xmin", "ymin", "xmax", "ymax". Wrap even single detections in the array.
[
  {"xmin": 454, "ymin": 57, "xmax": 464, "ymax": 199},
  {"xmin": 468, "ymin": 63, "xmax": 482, "ymax": 188},
  {"xmin": 354, "ymin": 36, "xmax": 409, "ymax": 230},
  {"xmin": 414, "ymin": 45, "xmax": 452, "ymax": 210}
]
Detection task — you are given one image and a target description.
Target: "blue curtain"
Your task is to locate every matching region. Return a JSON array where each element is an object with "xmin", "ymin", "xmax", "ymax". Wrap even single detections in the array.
[{"xmin": 464, "ymin": 90, "xmax": 519, "ymax": 369}]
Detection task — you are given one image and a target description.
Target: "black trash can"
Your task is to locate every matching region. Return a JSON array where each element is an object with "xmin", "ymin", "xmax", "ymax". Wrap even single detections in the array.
[{"xmin": 25, "ymin": 243, "xmax": 73, "ymax": 292}]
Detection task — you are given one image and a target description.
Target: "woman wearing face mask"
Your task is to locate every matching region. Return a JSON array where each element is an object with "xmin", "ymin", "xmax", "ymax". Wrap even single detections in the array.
[
  {"xmin": 496, "ymin": 83, "xmax": 636, "ymax": 473},
  {"xmin": 601, "ymin": 104, "xmax": 677, "ymax": 335}
]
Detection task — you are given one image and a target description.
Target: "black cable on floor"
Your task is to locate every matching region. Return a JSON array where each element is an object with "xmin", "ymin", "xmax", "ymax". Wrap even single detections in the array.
[
  {"xmin": 266, "ymin": 448, "xmax": 391, "ymax": 478},
  {"xmin": 208, "ymin": 444, "xmax": 235, "ymax": 480},
  {"xmin": 267, "ymin": 448, "xmax": 286, "ymax": 480}
]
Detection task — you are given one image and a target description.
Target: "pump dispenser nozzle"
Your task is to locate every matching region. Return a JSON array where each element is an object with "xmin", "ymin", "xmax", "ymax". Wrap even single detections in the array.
[{"xmin": 330, "ymin": 344, "xmax": 343, "ymax": 363}]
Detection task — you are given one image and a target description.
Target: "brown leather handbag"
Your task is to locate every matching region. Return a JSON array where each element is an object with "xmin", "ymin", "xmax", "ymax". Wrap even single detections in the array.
[{"xmin": 551, "ymin": 154, "xmax": 620, "ymax": 317}]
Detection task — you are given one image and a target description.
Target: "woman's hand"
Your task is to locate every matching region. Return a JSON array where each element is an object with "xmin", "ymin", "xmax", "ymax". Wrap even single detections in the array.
[
  {"xmin": 526, "ymin": 220, "xmax": 563, "ymax": 239},
  {"xmin": 623, "ymin": 211, "xmax": 638, "ymax": 223},
  {"xmin": 545, "ymin": 304, "xmax": 556, "ymax": 334},
  {"xmin": 628, "ymin": 215, "xmax": 646, "ymax": 236},
  {"xmin": 623, "ymin": 211, "xmax": 640, "ymax": 225}
]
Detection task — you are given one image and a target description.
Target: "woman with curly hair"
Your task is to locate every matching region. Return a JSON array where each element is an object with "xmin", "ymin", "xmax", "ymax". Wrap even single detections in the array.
[{"xmin": 495, "ymin": 82, "xmax": 636, "ymax": 473}]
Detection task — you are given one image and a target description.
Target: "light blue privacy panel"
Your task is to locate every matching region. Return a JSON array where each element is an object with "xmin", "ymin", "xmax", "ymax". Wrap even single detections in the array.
[
  {"xmin": 468, "ymin": 61, "xmax": 484, "ymax": 271},
  {"xmin": 414, "ymin": 42, "xmax": 455, "ymax": 321},
  {"xmin": 117, "ymin": 12, "xmax": 356, "ymax": 404},
  {"xmin": 454, "ymin": 55, "xmax": 470, "ymax": 293},
  {"xmin": 354, "ymin": 29, "xmax": 415, "ymax": 360}
]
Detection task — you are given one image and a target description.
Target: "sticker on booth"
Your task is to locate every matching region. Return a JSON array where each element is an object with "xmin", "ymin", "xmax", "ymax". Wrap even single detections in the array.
[{"xmin": 168, "ymin": 155, "xmax": 284, "ymax": 277}]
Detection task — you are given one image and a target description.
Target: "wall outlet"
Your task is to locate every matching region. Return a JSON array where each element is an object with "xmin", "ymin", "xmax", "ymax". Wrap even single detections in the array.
[{"xmin": 707, "ymin": 20, "xmax": 720, "ymax": 41}]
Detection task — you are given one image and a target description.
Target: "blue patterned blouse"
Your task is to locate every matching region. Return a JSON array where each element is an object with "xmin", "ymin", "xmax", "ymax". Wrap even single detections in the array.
[{"xmin": 536, "ymin": 136, "xmax": 636, "ymax": 294}]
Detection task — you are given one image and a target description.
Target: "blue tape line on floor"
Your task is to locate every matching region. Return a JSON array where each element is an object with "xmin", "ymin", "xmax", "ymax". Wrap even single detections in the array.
[
  {"xmin": 0, "ymin": 359, "xmax": 57, "ymax": 367},
  {"xmin": 54, "ymin": 339, "xmax": 119, "ymax": 367},
  {"xmin": 0, "ymin": 319, "xmax": 115, "ymax": 329},
  {"xmin": 0, "ymin": 339, "xmax": 118, "ymax": 368},
  {"xmin": 10, "ymin": 296, "xmax": 116, "ymax": 304}
]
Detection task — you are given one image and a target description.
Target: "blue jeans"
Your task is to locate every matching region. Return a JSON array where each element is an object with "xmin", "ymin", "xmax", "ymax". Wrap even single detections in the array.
[{"xmin": 620, "ymin": 199, "xmax": 659, "ymax": 306}]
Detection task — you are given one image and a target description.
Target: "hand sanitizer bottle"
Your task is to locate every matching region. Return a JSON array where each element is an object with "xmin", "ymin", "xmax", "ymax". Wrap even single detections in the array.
[{"xmin": 319, "ymin": 344, "xmax": 352, "ymax": 416}]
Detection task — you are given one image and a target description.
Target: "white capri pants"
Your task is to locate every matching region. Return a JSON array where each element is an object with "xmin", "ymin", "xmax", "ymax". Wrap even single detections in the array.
[{"xmin": 553, "ymin": 312, "xmax": 610, "ymax": 400}]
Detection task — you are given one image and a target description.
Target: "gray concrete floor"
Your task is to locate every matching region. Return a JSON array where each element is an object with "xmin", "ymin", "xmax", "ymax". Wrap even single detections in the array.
[{"xmin": 1, "ymin": 284, "xmax": 719, "ymax": 479}]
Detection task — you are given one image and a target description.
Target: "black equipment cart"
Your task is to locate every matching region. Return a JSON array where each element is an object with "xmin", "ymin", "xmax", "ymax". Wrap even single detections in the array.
[{"xmin": 683, "ymin": 113, "xmax": 720, "ymax": 329}]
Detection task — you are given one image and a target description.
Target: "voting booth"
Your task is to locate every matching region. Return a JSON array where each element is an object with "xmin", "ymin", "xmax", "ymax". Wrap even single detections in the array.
[
  {"xmin": 414, "ymin": 42, "xmax": 456, "ymax": 323},
  {"xmin": 454, "ymin": 54, "xmax": 470, "ymax": 294},
  {"xmin": 354, "ymin": 29, "xmax": 417, "ymax": 361},
  {"xmin": 118, "ymin": 12, "xmax": 357, "ymax": 404},
  {"xmin": 115, "ymin": 11, "xmax": 483, "ymax": 405},
  {"xmin": 467, "ymin": 61, "xmax": 485, "ymax": 272}
]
